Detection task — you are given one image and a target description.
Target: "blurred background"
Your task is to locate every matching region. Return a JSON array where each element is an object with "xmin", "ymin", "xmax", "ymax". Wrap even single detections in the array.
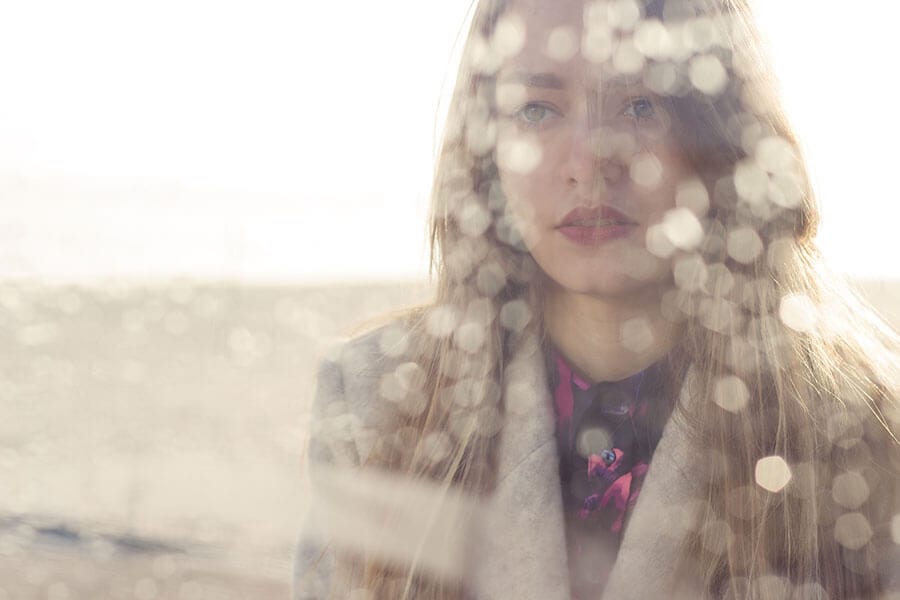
[{"xmin": 1, "ymin": 0, "xmax": 898, "ymax": 598}]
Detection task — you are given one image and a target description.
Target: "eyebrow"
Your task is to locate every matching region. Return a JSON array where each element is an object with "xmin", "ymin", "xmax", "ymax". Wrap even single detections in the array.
[
  {"xmin": 496, "ymin": 70, "xmax": 644, "ymax": 92},
  {"xmin": 497, "ymin": 71, "xmax": 566, "ymax": 89}
]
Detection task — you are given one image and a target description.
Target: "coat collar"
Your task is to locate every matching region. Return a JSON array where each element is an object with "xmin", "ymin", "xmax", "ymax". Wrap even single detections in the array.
[{"xmin": 469, "ymin": 341, "xmax": 704, "ymax": 599}]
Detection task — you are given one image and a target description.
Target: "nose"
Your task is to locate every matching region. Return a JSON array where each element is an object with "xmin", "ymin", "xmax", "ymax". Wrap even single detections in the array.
[{"xmin": 561, "ymin": 118, "xmax": 626, "ymax": 191}]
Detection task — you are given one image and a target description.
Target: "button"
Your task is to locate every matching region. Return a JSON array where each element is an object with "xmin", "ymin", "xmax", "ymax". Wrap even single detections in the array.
[{"xmin": 600, "ymin": 449, "xmax": 616, "ymax": 466}]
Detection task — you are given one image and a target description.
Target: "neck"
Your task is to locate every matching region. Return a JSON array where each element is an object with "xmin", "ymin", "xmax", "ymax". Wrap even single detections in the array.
[{"xmin": 542, "ymin": 283, "xmax": 681, "ymax": 384}]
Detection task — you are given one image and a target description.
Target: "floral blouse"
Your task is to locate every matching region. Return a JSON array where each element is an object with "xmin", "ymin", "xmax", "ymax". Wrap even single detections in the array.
[{"xmin": 548, "ymin": 351, "xmax": 674, "ymax": 600}]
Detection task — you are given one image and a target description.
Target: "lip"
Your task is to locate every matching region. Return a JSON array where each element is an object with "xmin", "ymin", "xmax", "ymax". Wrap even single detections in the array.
[{"xmin": 557, "ymin": 205, "xmax": 638, "ymax": 246}]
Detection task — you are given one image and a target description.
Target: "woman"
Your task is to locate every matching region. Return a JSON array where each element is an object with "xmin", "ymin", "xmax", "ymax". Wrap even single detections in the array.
[{"xmin": 295, "ymin": 0, "xmax": 900, "ymax": 598}]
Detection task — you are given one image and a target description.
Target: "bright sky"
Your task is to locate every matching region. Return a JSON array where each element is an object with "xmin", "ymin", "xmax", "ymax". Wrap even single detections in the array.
[{"xmin": 0, "ymin": 0, "xmax": 897, "ymax": 283}]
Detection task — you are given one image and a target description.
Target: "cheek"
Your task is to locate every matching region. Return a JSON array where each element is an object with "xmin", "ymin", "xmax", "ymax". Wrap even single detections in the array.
[{"xmin": 497, "ymin": 171, "xmax": 544, "ymax": 246}]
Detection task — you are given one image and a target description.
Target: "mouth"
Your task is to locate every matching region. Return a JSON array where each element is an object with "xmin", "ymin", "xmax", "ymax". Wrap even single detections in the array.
[
  {"xmin": 557, "ymin": 206, "xmax": 637, "ymax": 246},
  {"xmin": 558, "ymin": 205, "xmax": 637, "ymax": 228}
]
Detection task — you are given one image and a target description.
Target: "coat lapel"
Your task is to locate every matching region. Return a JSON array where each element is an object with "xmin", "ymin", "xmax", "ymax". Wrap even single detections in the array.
[
  {"xmin": 603, "ymin": 409, "xmax": 705, "ymax": 599},
  {"xmin": 469, "ymin": 341, "xmax": 571, "ymax": 600}
]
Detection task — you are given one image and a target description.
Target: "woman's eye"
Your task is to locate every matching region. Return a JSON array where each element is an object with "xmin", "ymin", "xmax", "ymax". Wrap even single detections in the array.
[
  {"xmin": 623, "ymin": 97, "xmax": 656, "ymax": 120},
  {"xmin": 515, "ymin": 103, "xmax": 558, "ymax": 126}
]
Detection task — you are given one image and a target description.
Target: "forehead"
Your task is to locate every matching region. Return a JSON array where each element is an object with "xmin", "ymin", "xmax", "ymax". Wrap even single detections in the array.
[
  {"xmin": 505, "ymin": 0, "xmax": 587, "ymax": 27},
  {"xmin": 497, "ymin": 0, "xmax": 638, "ymax": 87}
]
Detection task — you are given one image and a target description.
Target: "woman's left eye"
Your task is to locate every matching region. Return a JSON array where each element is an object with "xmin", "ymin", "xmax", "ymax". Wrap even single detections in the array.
[
  {"xmin": 513, "ymin": 102, "xmax": 559, "ymax": 127},
  {"xmin": 623, "ymin": 97, "xmax": 656, "ymax": 120}
]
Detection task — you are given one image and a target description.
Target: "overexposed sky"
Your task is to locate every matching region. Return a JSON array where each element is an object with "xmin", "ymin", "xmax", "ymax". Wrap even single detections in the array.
[{"xmin": 0, "ymin": 0, "xmax": 898, "ymax": 283}]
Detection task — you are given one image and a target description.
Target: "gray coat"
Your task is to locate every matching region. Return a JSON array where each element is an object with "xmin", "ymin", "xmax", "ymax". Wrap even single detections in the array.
[{"xmin": 292, "ymin": 326, "xmax": 898, "ymax": 599}]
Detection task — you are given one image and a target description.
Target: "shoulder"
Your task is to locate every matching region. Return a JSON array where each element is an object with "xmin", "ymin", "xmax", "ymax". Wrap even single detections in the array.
[{"xmin": 309, "ymin": 320, "xmax": 421, "ymax": 464}]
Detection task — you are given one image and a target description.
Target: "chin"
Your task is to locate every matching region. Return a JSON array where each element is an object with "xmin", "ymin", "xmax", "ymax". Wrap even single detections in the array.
[{"xmin": 534, "ymin": 247, "xmax": 672, "ymax": 299}]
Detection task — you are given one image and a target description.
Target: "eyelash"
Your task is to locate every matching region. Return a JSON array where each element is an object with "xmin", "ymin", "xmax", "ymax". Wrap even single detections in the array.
[
  {"xmin": 623, "ymin": 96, "xmax": 656, "ymax": 120},
  {"xmin": 510, "ymin": 96, "xmax": 656, "ymax": 129},
  {"xmin": 512, "ymin": 102, "xmax": 560, "ymax": 128}
]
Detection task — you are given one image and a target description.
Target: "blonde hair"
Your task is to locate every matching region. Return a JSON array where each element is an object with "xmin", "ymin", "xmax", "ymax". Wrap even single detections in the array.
[{"xmin": 326, "ymin": 0, "xmax": 900, "ymax": 597}]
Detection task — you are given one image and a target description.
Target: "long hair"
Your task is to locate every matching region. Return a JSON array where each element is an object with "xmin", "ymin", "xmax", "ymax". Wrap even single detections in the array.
[{"xmin": 329, "ymin": 0, "xmax": 900, "ymax": 597}]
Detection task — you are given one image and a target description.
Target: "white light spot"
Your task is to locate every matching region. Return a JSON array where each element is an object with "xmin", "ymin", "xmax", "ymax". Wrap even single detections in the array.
[
  {"xmin": 661, "ymin": 207, "xmax": 704, "ymax": 250},
  {"xmin": 726, "ymin": 227, "xmax": 763, "ymax": 264},
  {"xmin": 582, "ymin": 28, "xmax": 614, "ymax": 64},
  {"xmin": 420, "ymin": 432, "xmax": 452, "ymax": 466},
  {"xmin": 576, "ymin": 426, "xmax": 612, "ymax": 459},
  {"xmin": 755, "ymin": 136, "xmax": 797, "ymax": 174},
  {"xmin": 706, "ymin": 263, "xmax": 735, "ymax": 296},
  {"xmin": 454, "ymin": 321, "xmax": 486, "ymax": 354},
  {"xmin": 546, "ymin": 26, "xmax": 578, "ymax": 62},
  {"xmin": 426, "ymin": 305, "xmax": 460, "ymax": 338},
  {"xmin": 834, "ymin": 512, "xmax": 873, "ymax": 550},
  {"xmin": 476, "ymin": 263, "xmax": 507, "ymax": 297},
  {"xmin": 645, "ymin": 223, "xmax": 677, "ymax": 259},
  {"xmin": 495, "ymin": 83, "xmax": 527, "ymax": 114},
  {"xmin": 499, "ymin": 299, "xmax": 531, "ymax": 332},
  {"xmin": 459, "ymin": 203, "xmax": 492, "ymax": 237},
  {"xmin": 683, "ymin": 17, "xmax": 719, "ymax": 52},
  {"xmin": 497, "ymin": 136, "xmax": 543, "ymax": 174},
  {"xmin": 700, "ymin": 298, "xmax": 738, "ymax": 334},
  {"xmin": 644, "ymin": 62, "xmax": 680, "ymax": 94},
  {"xmin": 779, "ymin": 293, "xmax": 818, "ymax": 334},
  {"xmin": 689, "ymin": 54, "xmax": 728, "ymax": 95},
  {"xmin": 630, "ymin": 152, "xmax": 663, "ymax": 187},
  {"xmin": 634, "ymin": 19, "xmax": 672, "ymax": 59},
  {"xmin": 620, "ymin": 317, "xmax": 654, "ymax": 353},
  {"xmin": 734, "ymin": 160, "xmax": 768, "ymax": 203},
  {"xmin": 831, "ymin": 472, "xmax": 870, "ymax": 510},
  {"xmin": 492, "ymin": 13, "xmax": 527, "ymax": 59},
  {"xmin": 613, "ymin": 38, "xmax": 645, "ymax": 74},
  {"xmin": 607, "ymin": 0, "xmax": 641, "ymax": 30},
  {"xmin": 675, "ymin": 178, "xmax": 710, "ymax": 215},
  {"xmin": 378, "ymin": 326, "xmax": 410, "ymax": 358},
  {"xmin": 673, "ymin": 254, "xmax": 708, "ymax": 292},
  {"xmin": 768, "ymin": 172, "xmax": 804, "ymax": 209},
  {"xmin": 755, "ymin": 455, "xmax": 792, "ymax": 493},
  {"xmin": 714, "ymin": 375, "xmax": 749, "ymax": 412}
]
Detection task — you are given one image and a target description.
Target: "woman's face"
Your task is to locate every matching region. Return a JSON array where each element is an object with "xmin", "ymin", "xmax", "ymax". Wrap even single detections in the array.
[{"xmin": 494, "ymin": 0, "xmax": 696, "ymax": 298}]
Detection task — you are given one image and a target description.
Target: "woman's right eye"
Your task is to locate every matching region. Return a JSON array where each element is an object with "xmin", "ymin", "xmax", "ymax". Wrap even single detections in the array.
[{"xmin": 514, "ymin": 102, "xmax": 559, "ymax": 127}]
